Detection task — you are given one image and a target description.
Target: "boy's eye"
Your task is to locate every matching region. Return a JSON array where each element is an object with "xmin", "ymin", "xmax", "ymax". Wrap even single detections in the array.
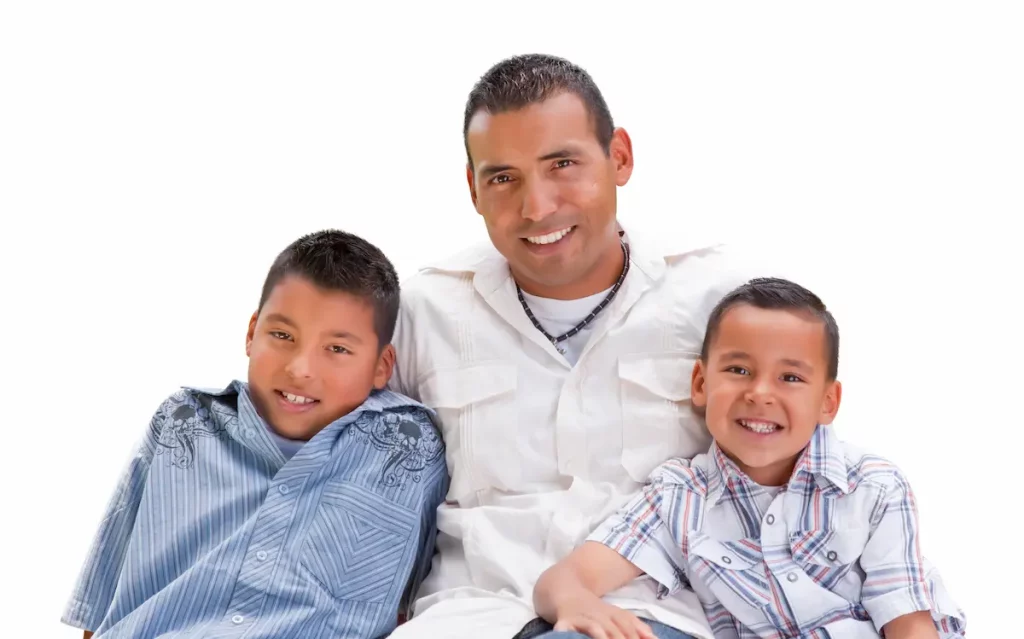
[
  {"xmin": 782, "ymin": 374, "xmax": 804, "ymax": 383},
  {"xmin": 269, "ymin": 331, "xmax": 292, "ymax": 341},
  {"xmin": 725, "ymin": 366, "xmax": 750, "ymax": 375},
  {"xmin": 328, "ymin": 345, "xmax": 350, "ymax": 354}
]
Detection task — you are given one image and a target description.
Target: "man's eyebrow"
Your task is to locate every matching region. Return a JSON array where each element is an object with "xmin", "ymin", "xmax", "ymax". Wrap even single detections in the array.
[
  {"xmin": 538, "ymin": 145, "xmax": 583, "ymax": 161},
  {"xmin": 477, "ymin": 163, "xmax": 515, "ymax": 179}
]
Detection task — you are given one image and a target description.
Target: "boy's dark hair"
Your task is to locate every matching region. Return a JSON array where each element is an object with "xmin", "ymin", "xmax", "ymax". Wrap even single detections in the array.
[
  {"xmin": 701, "ymin": 277, "xmax": 840, "ymax": 380},
  {"xmin": 257, "ymin": 230, "xmax": 400, "ymax": 348},
  {"xmin": 463, "ymin": 53, "xmax": 615, "ymax": 170}
]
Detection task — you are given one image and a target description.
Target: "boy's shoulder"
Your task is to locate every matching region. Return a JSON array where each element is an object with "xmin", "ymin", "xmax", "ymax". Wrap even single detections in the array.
[
  {"xmin": 349, "ymin": 389, "xmax": 446, "ymax": 465},
  {"xmin": 646, "ymin": 453, "xmax": 717, "ymax": 498},
  {"xmin": 832, "ymin": 435, "xmax": 915, "ymax": 496},
  {"xmin": 148, "ymin": 382, "xmax": 243, "ymax": 434}
]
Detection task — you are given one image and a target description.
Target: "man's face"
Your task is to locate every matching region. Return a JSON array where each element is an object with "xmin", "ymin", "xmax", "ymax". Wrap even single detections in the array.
[
  {"xmin": 691, "ymin": 304, "xmax": 842, "ymax": 486},
  {"xmin": 465, "ymin": 92, "xmax": 633, "ymax": 299},
  {"xmin": 245, "ymin": 275, "xmax": 394, "ymax": 440}
]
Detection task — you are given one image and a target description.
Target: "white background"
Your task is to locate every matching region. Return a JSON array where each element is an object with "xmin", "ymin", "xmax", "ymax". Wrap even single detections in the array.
[{"xmin": 2, "ymin": 2, "xmax": 1021, "ymax": 636}]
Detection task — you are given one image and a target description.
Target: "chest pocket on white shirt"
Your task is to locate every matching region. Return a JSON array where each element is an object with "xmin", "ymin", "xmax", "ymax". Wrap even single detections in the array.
[
  {"xmin": 419, "ymin": 363, "xmax": 518, "ymax": 499},
  {"xmin": 617, "ymin": 352, "xmax": 702, "ymax": 482}
]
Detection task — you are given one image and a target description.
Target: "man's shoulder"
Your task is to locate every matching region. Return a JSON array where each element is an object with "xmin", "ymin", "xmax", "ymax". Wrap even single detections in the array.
[{"xmin": 401, "ymin": 242, "xmax": 501, "ymax": 292}]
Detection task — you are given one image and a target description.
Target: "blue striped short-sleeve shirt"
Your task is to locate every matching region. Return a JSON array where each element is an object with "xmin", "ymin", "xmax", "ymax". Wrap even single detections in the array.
[{"xmin": 62, "ymin": 380, "xmax": 449, "ymax": 638}]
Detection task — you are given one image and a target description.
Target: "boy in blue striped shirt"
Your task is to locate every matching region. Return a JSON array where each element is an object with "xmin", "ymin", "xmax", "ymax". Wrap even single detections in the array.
[{"xmin": 63, "ymin": 230, "xmax": 448, "ymax": 639}]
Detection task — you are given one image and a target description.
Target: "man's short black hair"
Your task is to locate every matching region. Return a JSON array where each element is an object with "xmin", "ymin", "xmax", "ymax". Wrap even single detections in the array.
[
  {"xmin": 257, "ymin": 230, "xmax": 400, "ymax": 348},
  {"xmin": 701, "ymin": 277, "xmax": 840, "ymax": 380},
  {"xmin": 462, "ymin": 53, "xmax": 615, "ymax": 169}
]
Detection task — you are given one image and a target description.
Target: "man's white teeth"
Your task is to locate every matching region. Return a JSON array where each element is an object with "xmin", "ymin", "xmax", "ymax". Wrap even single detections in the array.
[
  {"xmin": 526, "ymin": 227, "xmax": 573, "ymax": 245},
  {"xmin": 740, "ymin": 419, "xmax": 779, "ymax": 434},
  {"xmin": 283, "ymin": 392, "xmax": 316, "ymax": 404}
]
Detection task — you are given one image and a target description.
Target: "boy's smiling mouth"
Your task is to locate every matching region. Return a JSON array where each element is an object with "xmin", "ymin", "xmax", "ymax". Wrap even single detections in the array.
[
  {"xmin": 736, "ymin": 418, "xmax": 782, "ymax": 435},
  {"xmin": 275, "ymin": 390, "xmax": 320, "ymax": 411}
]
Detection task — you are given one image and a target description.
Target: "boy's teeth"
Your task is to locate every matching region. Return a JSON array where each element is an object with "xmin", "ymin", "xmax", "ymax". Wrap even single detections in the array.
[
  {"xmin": 283, "ymin": 392, "xmax": 316, "ymax": 404},
  {"xmin": 740, "ymin": 419, "xmax": 779, "ymax": 434},
  {"xmin": 526, "ymin": 227, "xmax": 573, "ymax": 245}
]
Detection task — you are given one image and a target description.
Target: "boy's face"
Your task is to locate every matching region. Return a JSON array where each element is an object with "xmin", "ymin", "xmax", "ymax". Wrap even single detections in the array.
[
  {"xmin": 692, "ymin": 304, "xmax": 841, "ymax": 486},
  {"xmin": 245, "ymin": 275, "xmax": 395, "ymax": 441}
]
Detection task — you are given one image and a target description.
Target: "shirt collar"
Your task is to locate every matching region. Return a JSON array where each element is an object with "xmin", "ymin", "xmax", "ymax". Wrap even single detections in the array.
[
  {"xmin": 417, "ymin": 220, "xmax": 713, "ymax": 295},
  {"xmin": 705, "ymin": 424, "xmax": 851, "ymax": 505},
  {"xmin": 179, "ymin": 381, "xmax": 432, "ymax": 438},
  {"xmin": 792, "ymin": 424, "xmax": 852, "ymax": 496}
]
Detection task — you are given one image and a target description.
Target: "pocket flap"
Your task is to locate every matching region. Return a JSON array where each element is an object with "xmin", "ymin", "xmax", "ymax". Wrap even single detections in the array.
[
  {"xmin": 789, "ymin": 526, "xmax": 869, "ymax": 566},
  {"xmin": 688, "ymin": 531, "xmax": 761, "ymax": 570},
  {"xmin": 419, "ymin": 363, "xmax": 517, "ymax": 409},
  {"xmin": 617, "ymin": 352, "xmax": 693, "ymax": 402}
]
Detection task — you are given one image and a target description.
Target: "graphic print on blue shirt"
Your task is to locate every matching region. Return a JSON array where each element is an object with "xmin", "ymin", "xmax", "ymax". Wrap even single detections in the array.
[
  {"xmin": 151, "ymin": 391, "xmax": 232, "ymax": 469},
  {"xmin": 351, "ymin": 408, "xmax": 445, "ymax": 487},
  {"xmin": 61, "ymin": 381, "xmax": 449, "ymax": 639}
]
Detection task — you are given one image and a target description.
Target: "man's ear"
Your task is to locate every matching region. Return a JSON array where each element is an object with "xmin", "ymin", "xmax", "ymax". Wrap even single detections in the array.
[
  {"xmin": 245, "ymin": 311, "xmax": 258, "ymax": 357},
  {"xmin": 466, "ymin": 164, "xmax": 479, "ymax": 210},
  {"xmin": 373, "ymin": 343, "xmax": 396, "ymax": 390}
]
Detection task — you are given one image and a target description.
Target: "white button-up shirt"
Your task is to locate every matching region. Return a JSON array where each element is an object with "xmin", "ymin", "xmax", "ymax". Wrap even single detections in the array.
[{"xmin": 390, "ymin": 230, "xmax": 763, "ymax": 638}]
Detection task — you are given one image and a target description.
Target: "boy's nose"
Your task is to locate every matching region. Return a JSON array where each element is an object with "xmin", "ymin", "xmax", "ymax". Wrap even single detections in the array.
[{"xmin": 284, "ymin": 352, "xmax": 314, "ymax": 379}]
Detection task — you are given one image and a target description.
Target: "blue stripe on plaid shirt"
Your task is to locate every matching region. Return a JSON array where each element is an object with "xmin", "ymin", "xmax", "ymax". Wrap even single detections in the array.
[{"xmin": 590, "ymin": 424, "xmax": 965, "ymax": 638}]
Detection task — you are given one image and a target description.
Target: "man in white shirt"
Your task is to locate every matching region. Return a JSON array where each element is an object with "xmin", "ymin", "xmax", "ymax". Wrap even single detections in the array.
[{"xmin": 387, "ymin": 53, "xmax": 766, "ymax": 639}]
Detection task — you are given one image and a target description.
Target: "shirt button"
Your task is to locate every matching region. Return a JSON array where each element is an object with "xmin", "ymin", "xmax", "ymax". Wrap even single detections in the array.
[
  {"xmin": 721, "ymin": 556, "xmax": 732, "ymax": 564},
  {"xmin": 244, "ymin": 428, "xmax": 254, "ymax": 439},
  {"xmin": 231, "ymin": 614, "xmax": 244, "ymax": 624},
  {"xmin": 827, "ymin": 550, "xmax": 838, "ymax": 562},
  {"xmin": 766, "ymin": 514, "xmax": 775, "ymax": 525},
  {"xmin": 278, "ymin": 484, "xmax": 290, "ymax": 495},
  {"xmin": 256, "ymin": 550, "xmax": 268, "ymax": 561},
  {"xmin": 787, "ymin": 572, "xmax": 799, "ymax": 582}
]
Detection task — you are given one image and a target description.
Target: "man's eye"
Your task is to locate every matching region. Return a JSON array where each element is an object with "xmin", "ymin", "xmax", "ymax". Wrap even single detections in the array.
[
  {"xmin": 554, "ymin": 159, "xmax": 573, "ymax": 169},
  {"xmin": 490, "ymin": 174, "xmax": 511, "ymax": 185},
  {"xmin": 269, "ymin": 331, "xmax": 291, "ymax": 340},
  {"xmin": 329, "ymin": 345, "xmax": 350, "ymax": 354}
]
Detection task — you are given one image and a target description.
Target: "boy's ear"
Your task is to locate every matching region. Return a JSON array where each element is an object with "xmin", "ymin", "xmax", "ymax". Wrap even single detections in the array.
[
  {"xmin": 373, "ymin": 343, "xmax": 396, "ymax": 390},
  {"xmin": 245, "ymin": 311, "xmax": 258, "ymax": 357},
  {"xmin": 819, "ymin": 380, "xmax": 843, "ymax": 425},
  {"xmin": 691, "ymin": 359, "xmax": 709, "ymax": 410}
]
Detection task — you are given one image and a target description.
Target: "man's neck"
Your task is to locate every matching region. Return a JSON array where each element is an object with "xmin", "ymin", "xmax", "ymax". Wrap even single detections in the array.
[{"xmin": 515, "ymin": 239, "xmax": 625, "ymax": 300}]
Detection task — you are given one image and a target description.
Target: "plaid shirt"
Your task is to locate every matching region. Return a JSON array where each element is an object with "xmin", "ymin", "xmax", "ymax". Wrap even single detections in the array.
[{"xmin": 590, "ymin": 425, "xmax": 965, "ymax": 638}]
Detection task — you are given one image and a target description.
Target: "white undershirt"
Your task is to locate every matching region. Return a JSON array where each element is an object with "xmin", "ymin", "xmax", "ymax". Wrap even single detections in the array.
[
  {"xmin": 519, "ymin": 286, "xmax": 613, "ymax": 365},
  {"xmin": 264, "ymin": 422, "xmax": 305, "ymax": 460}
]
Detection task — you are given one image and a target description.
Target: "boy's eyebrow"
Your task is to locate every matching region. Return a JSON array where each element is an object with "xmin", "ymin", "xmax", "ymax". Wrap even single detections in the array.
[
  {"xmin": 329, "ymin": 331, "xmax": 364, "ymax": 344},
  {"xmin": 264, "ymin": 313, "xmax": 296, "ymax": 327},
  {"xmin": 264, "ymin": 313, "xmax": 364, "ymax": 344},
  {"xmin": 719, "ymin": 350, "xmax": 751, "ymax": 361},
  {"xmin": 718, "ymin": 352, "xmax": 815, "ymax": 372},
  {"xmin": 781, "ymin": 358, "xmax": 814, "ymax": 372}
]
